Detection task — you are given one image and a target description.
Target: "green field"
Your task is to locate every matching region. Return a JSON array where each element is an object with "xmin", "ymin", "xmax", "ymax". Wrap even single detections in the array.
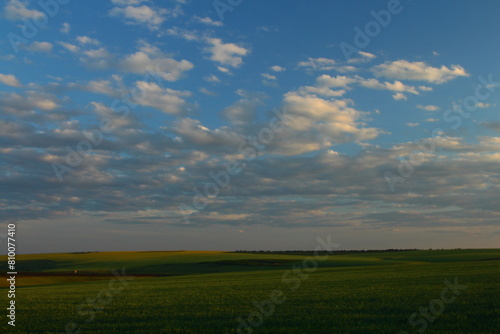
[{"xmin": 1, "ymin": 249, "xmax": 499, "ymax": 333}]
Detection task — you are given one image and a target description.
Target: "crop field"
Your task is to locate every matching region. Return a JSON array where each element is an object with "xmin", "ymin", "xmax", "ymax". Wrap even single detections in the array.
[{"xmin": 1, "ymin": 249, "xmax": 499, "ymax": 333}]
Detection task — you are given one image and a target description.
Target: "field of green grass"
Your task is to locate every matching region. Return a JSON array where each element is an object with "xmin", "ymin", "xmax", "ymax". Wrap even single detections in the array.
[{"xmin": 1, "ymin": 249, "xmax": 499, "ymax": 333}]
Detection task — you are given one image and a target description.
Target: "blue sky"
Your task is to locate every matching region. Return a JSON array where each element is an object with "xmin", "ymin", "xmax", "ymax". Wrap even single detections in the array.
[{"xmin": 1, "ymin": 0, "xmax": 500, "ymax": 253}]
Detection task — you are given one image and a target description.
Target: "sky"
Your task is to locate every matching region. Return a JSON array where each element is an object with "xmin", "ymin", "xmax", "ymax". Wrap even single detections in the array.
[{"xmin": 1, "ymin": 0, "xmax": 500, "ymax": 254}]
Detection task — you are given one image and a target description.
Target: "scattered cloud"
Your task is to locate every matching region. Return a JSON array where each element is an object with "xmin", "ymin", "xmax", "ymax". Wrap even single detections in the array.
[
  {"xmin": 373, "ymin": 60, "xmax": 469, "ymax": 84},
  {"xmin": 109, "ymin": 4, "xmax": 168, "ymax": 31},
  {"xmin": 193, "ymin": 15, "xmax": 223, "ymax": 27},
  {"xmin": 0, "ymin": 73, "xmax": 21, "ymax": 87},
  {"xmin": 417, "ymin": 104, "xmax": 440, "ymax": 111},
  {"xmin": 3, "ymin": 0, "xmax": 44, "ymax": 20},
  {"xmin": 205, "ymin": 38, "xmax": 250, "ymax": 68}
]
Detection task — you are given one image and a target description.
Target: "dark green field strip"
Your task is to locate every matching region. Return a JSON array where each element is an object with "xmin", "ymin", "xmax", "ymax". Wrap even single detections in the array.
[{"xmin": 2, "ymin": 250, "xmax": 498, "ymax": 334}]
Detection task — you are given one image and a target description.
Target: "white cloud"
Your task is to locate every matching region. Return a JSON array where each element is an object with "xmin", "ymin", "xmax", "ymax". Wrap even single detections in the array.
[
  {"xmin": 193, "ymin": 15, "xmax": 223, "ymax": 26},
  {"xmin": 372, "ymin": 60, "xmax": 469, "ymax": 84},
  {"xmin": 0, "ymin": 74, "xmax": 21, "ymax": 87},
  {"xmin": 109, "ymin": 5, "xmax": 167, "ymax": 31},
  {"xmin": 359, "ymin": 78, "xmax": 419, "ymax": 95},
  {"xmin": 348, "ymin": 51, "xmax": 376, "ymax": 64},
  {"xmin": 417, "ymin": 104, "xmax": 440, "ymax": 111},
  {"xmin": 60, "ymin": 23, "xmax": 70, "ymax": 34},
  {"xmin": 3, "ymin": 0, "xmax": 43, "ymax": 20},
  {"xmin": 298, "ymin": 57, "xmax": 336, "ymax": 71},
  {"xmin": 407, "ymin": 122, "xmax": 419, "ymax": 127},
  {"xmin": 261, "ymin": 73, "xmax": 277, "ymax": 80},
  {"xmin": 476, "ymin": 102, "xmax": 493, "ymax": 109},
  {"xmin": 204, "ymin": 74, "xmax": 221, "ymax": 83},
  {"xmin": 111, "ymin": 0, "xmax": 148, "ymax": 5},
  {"xmin": 217, "ymin": 66, "xmax": 232, "ymax": 75},
  {"xmin": 393, "ymin": 93, "xmax": 407, "ymax": 101},
  {"xmin": 58, "ymin": 42, "xmax": 80, "ymax": 53},
  {"xmin": 77, "ymin": 36, "xmax": 100, "ymax": 45},
  {"xmin": 132, "ymin": 81, "xmax": 192, "ymax": 115},
  {"xmin": 270, "ymin": 65, "xmax": 286, "ymax": 72},
  {"xmin": 167, "ymin": 27, "xmax": 201, "ymax": 41},
  {"xmin": 205, "ymin": 38, "xmax": 249, "ymax": 68},
  {"xmin": 298, "ymin": 57, "xmax": 357, "ymax": 73},
  {"xmin": 119, "ymin": 42, "xmax": 193, "ymax": 81},
  {"xmin": 25, "ymin": 41, "xmax": 53, "ymax": 52}
]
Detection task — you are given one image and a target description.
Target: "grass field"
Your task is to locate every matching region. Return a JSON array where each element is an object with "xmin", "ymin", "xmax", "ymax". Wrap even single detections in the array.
[{"xmin": 1, "ymin": 249, "xmax": 499, "ymax": 333}]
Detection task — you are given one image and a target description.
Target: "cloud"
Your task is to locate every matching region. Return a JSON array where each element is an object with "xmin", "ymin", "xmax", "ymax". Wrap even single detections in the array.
[
  {"xmin": 298, "ymin": 57, "xmax": 357, "ymax": 73},
  {"xmin": 482, "ymin": 121, "xmax": 500, "ymax": 132},
  {"xmin": 58, "ymin": 41, "xmax": 80, "ymax": 53},
  {"xmin": 119, "ymin": 42, "xmax": 193, "ymax": 81},
  {"xmin": 193, "ymin": 15, "xmax": 223, "ymax": 26},
  {"xmin": 270, "ymin": 65, "xmax": 286, "ymax": 72},
  {"xmin": 417, "ymin": 104, "xmax": 440, "ymax": 111},
  {"xmin": 220, "ymin": 90, "xmax": 265, "ymax": 125},
  {"xmin": 24, "ymin": 41, "xmax": 53, "ymax": 52},
  {"xmin": 372, "ymin": 60, "xmax": 469, "ymax": 84},
  {"xmin": 261, "ymin": 73, "xmax": 277, "ymax": 80},
  {"xmin": 76, "ymin": 36, "xmax": 100, "ymax": 45},
  {"xmin": 476, "ymin": 102, "xmax": 493, "ymax": 109},
  {"xmin": 348, "ymin": 51, "xmax": 376, "ymax": 64},
  {"xmin": 0, "ymin": 73, "xmax": 21, "ymax": 87},
  {"xmin": 60, "ymin": 22, "xmax": 70, "ymax": 34},
  {"xmin": 358, "ymin": 78, "xmax": 420, "ymax": 95},
  {"xmin": 109, "ymin": 4, "xmax": 167, "ymax": 31},
  {"xmin": 298, "ymin": 57, "xmax": 336, "ymax": 71},
  {"xmin": 132, "ymin": 81, "xmax": 192, "ymax": 115},
  {"xmin": 393, "ymin": 93, "xmax": 407, "ymax": 101},
  {"xmin": 407, "ymin": 122, "xmax": 419, "ymax": 127},
  {"xmin": 111, "ymin": 0, "xmax": 148, "ymax": 5},
  {"xmin": 204, "ymin": 74, "xmax": 220, "ymax": 83},
  {"xmin": 205, "ymin": 38, "xmax": 249, "ymax": 68},
  {"xmin": 3, "ymin": 0, "xmax": 43, "ymax": 20}
]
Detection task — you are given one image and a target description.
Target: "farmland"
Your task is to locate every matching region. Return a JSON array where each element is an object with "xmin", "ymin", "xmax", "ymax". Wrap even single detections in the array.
[{"xmin": 1, "ymin": 249, "xmax": 499, "ymax": 333}]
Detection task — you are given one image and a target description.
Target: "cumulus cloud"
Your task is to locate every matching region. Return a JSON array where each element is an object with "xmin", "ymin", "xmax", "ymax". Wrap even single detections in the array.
[
  {"xmin": 0, "ymin": 73, "xmax": 21, "ymax": 87},
  {"xmin": 372, "ymin": 60, "xmax": 469, "ymax": 84},
  {"xmin": 417, "ymin": 104, "xmax": 440, "ymax": 111},
  {"xmin": 193, "ymin": 15, "xmax": 223, "ymax": 27},
  {"xmin": 270, "ymin": 65, "xmax": 286, "ymax": 72},
  {"xmin": 205, "ymin": 38, "xmax": 249, "ymax": 68},
  {"xmin": 109, "ymin": 4, "xmax": 167, "ymax": 31},
  {"xmin": 24, "ymin": 41, "xmax": 53, "ymax": 52},
  {"xmin": 119, "ymin": 42, "xmax": 193, "ymax": 81},
  {"xmin": 3, "ymin": 0, "xmax": 43, "ymax": 20},
  {"xmin": 60, "ymin": 22, "xmax": 70, "ymax": 34},
  {"xmin": 298, "ymin": 57, "xmax": 356, "ymax": 73}
]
